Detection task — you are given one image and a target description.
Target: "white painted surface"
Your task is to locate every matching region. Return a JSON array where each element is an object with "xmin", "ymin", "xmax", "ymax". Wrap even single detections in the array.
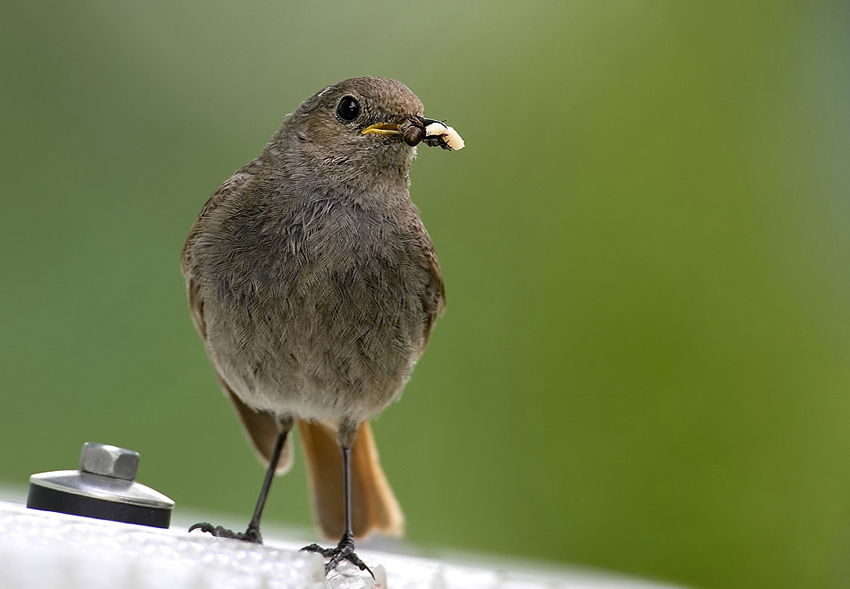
[{"xmin": 0, "ymin": 500, "xmax": 685, "ymax": 589}]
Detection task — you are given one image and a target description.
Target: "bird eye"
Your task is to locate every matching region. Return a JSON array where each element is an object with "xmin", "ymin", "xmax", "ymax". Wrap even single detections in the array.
[{"xmin": 336, "ymin": 96, "xmax": 360, "ymax": 121}]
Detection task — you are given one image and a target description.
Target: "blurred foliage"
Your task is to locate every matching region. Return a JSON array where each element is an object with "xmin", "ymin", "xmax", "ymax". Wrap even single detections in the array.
[{"xmin": 1, "ymin": 2, "xmax": 849, "ymax": 588}]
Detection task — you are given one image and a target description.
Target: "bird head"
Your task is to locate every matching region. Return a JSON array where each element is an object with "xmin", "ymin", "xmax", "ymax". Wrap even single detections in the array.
[{"xmin": 268, "ymin": 77, "xmax": 461, "ymax": 196}]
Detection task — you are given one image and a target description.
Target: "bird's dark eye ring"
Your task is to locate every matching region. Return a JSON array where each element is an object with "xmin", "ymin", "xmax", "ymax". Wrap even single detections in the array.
[{"xmin": 336, "ymin": 96, "xmax": 361, "ymax": 121}]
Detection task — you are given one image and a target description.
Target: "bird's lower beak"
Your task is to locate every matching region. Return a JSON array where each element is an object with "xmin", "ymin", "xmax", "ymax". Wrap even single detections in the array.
[{"xmin": 361, "ymin": 123, "xmax": 402, "ymax": 136}]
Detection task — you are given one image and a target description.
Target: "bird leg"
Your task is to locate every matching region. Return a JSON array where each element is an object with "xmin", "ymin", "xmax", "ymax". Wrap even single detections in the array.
[
  {"xmin": 189, "ymin": 427, "xmax": 289, "ymax": 544},
  {"xmin": 301, "ymin": 529, "xmax": 372, "ymax": 576},
  {"xmin": 301, "ymin": 425, "xmax": 373, "ymax": 577}
]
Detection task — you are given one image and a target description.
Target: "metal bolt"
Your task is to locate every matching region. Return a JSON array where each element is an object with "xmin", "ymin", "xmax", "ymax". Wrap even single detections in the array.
[{"xmin": 79, "ymin": 442, "xmax": 139, "ymax": 481}]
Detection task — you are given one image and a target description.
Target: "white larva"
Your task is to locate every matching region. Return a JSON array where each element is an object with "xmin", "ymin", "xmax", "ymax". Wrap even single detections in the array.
[{"xmin": 424, "ymin": 122, "xmax": 465, "ymax": 151}]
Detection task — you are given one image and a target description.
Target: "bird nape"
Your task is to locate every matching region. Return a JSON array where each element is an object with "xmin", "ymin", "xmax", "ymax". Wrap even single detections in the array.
[{"xmin": 182, "ymin": 76, "xmax": 463, "ymax": 575}]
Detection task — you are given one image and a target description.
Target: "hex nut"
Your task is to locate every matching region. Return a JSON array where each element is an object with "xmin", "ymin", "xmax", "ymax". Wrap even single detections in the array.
[{"xmin": 79, "ymin": 442, "xmax": 139, "ymax": 480}]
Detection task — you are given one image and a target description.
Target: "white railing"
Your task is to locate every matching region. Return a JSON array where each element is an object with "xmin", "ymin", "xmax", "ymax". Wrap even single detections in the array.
[{"xmin": 0, "ymin": 498, "xmax": 685, "ymax": 589}]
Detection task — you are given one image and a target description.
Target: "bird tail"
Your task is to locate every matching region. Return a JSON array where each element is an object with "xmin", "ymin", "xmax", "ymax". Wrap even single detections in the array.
[{"xmin": 298, "ymin": 419, "xmax": 404, "ymax": 540}]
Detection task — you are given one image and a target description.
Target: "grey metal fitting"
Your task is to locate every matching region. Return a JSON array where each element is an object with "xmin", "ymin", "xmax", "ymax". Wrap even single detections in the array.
[
  {"xmin": 79, "ymin": 442, "xmax": 140, "ymax": 480},
  {"xmin": 27, "ymin": 441, "xmax": 174, "ymax": 529}
]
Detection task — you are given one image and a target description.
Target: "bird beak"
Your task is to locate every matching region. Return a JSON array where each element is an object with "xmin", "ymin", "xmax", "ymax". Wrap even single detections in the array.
[
  {"xmin": 362, "ymin": 117, "xmax": 464, "ymax": 151},
  {"xmin": 361, "ymin": 123, "xmax": 402, "ymax": 137}
]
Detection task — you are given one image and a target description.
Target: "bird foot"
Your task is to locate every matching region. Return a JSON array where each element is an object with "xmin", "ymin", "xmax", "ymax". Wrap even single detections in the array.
[
  {"xmin": 188, "ymin": 522, "xmax": 263, "ymax": 544},
  {"xmin": 301, "ymin": 534, "xmax": 373, "ymax": 577}
]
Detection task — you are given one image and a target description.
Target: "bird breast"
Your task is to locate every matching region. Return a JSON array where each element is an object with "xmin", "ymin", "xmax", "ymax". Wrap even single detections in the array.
[{"xmin": 196, "ymin": 193, "xmax": 432, "ymax": 422}]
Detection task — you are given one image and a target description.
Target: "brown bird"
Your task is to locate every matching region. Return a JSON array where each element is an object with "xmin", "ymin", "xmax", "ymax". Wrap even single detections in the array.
[{"xmin": 181, "ymin": 76, "xmax": 462, "ymax": 573}]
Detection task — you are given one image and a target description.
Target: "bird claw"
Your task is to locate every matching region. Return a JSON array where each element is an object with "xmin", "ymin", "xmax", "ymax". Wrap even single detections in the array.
[
  {"xmin": 188, "ymin": 522, "xmax": 263, "ymax": 544},
  {"xmin": 301, "ymin": 535, "xmax": 373, "ymax": 577}
]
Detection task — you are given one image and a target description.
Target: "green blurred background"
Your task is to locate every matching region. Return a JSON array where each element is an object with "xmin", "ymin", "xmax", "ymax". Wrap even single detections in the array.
[{"xmin": 1, "ymin": 1, "xmax": 849, "ymax": 588}]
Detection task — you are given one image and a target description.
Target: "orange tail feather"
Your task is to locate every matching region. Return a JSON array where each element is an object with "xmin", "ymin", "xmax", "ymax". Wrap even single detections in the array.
[{"xmin": 298, "ymin": 419, "xmax": 404, "ymax": 540}]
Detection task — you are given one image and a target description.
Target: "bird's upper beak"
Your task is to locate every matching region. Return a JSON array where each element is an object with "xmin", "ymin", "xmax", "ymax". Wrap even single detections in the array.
[{"xmin": 361, "ymin": 122, "xmax": 402, "ymax": 137}]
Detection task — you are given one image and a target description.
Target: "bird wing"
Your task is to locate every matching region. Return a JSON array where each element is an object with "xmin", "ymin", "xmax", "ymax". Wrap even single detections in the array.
[
  {"xmin": 182, "ymin": 164, "xmax": 293, "ymax": 472},
  {"xmin": 417, "ymin": 222, "xmax": 446, "ymax": 350},
  {"xmin": 181, "ymin": 171, "xmax": 246, "ymax": 339}
]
